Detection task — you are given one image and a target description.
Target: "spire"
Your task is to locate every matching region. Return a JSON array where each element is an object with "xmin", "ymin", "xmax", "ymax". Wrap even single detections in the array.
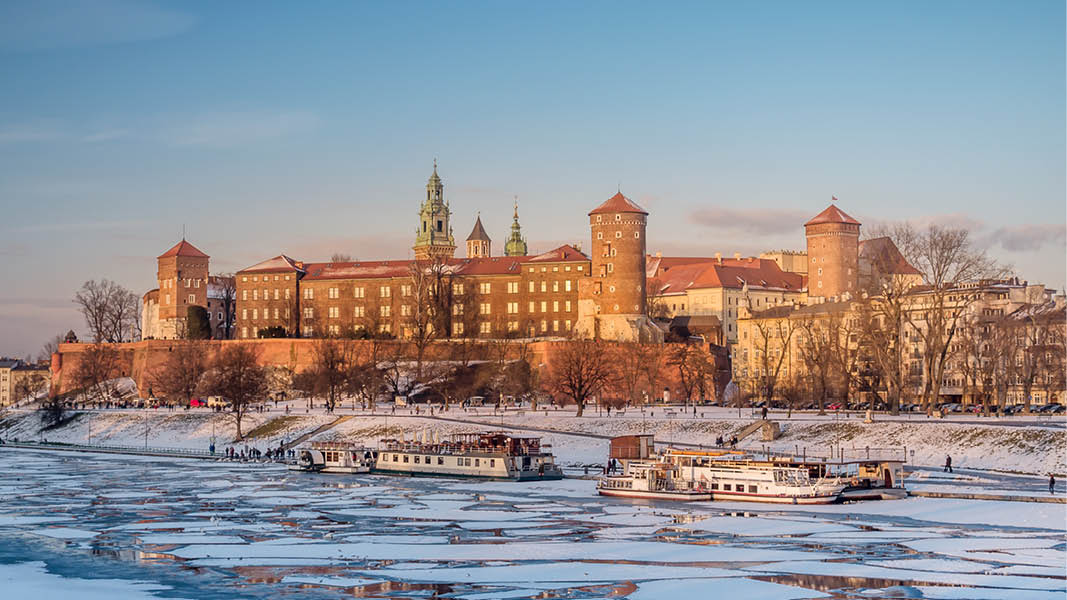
[{"xmin": 504, "ymin": 196, "xmax": 528, "ymax": 257}]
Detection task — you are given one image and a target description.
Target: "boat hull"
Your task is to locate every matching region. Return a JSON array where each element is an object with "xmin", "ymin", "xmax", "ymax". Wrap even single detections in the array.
[
  {"xmin": 372, "ymin": 466, "xmax": 563, "ymax": 481},
  {"xmin": 598, "ymin": 488, "xmax": 711, "ymax": 501}
]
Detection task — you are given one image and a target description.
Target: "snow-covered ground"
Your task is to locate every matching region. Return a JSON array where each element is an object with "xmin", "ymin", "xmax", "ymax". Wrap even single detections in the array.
[
  {"xmin": 0, "ymin": 448, "xmax": 1063, "ymax": 599},
  {"xmin": 3, "ymin": 404, "xmax": 1064, "ymax": 474}
]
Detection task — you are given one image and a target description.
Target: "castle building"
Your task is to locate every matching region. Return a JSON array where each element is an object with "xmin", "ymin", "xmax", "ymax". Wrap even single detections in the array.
[
  {"xmin": 503, "ymin": 200, "xmax": 528, "ymax": 257},
  {"xmin": 576, "ymin": 192, "xmax": 662, "ymax": 342},
  {"xmin": 142, "ymin": 239, "xmax": 235, "ymax": 340},
  {"xmin": 805, "ymin": 202, "xmax": 860, "ymax": 299},
  {"xmin": 466, "ymin": 214, "xmax": 491, "ymax": 258},
  {"xmin": 413, "ymin": 162, "xmax": 456, "ymax": 261}
]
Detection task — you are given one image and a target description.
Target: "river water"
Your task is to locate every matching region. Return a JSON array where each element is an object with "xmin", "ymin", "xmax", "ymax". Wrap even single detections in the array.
[{"xmin": 0, "ymin": 449, "xmax": 1063, "ymax": 599}]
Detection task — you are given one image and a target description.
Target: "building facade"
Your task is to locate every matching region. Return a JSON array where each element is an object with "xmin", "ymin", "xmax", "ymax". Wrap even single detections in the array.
[{"xmin": 142, "ymin": 240, "xmax": 234, "ymax": 340}]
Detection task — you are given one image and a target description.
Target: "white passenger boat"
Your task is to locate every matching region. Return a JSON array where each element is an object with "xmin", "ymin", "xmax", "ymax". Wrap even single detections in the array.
[
  {"xmin": 598, "ymin": 437, "xmax": 845, "ymax": 504},
  {"xmin": 373, "ymin": 431, "xmax": 563, "ymax": 481},
  {"xmin": 289, "ymin": 441, "xmax": 377, "ymax": 474}
]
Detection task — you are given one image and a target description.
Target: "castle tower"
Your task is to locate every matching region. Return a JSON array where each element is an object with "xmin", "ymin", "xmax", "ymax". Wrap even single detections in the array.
[
  {"xmin": 156, "ymin": 238, "xmax": 210, "ymax": 339},
  {"xmin": 466, "ymin": 214, "xmax": 491, "ymax": 258},
  {"xmin": 576, "ymin": 191, "xmax": 663, "ymax": 342},
  {"xmin": 413, "ymin": 161, "xmax": 456, "ymax": 261},
  {"xmin": 805, "ymin": 200, "xmax": 860, "ymax": 298},
  {"xmin": 503, "ymin": 198, "xmax": 528, "ymax": 257}
]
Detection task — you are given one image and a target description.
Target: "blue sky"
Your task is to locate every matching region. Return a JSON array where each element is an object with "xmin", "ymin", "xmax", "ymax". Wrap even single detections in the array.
[{"xmin": 0, "ymin": 0, "xmax": 1064, "ymax": 357}]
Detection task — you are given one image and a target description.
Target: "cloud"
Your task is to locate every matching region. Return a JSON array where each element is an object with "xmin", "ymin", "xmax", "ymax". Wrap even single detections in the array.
[
  {"xmin": 0, "ymin": 0, "xmax": 195, "ymax": 51},
  {"xmin": 8, "ymin": 219, "xmax": 154, "ymax": 234},
  {"xmin": 983, "ymin": 223, "xmax": 1066, "ymax": 253},
  {"xmin": 159, "ymin": 111, "xmax": 320, "ymax": 147},
  {"xmin": 689, "ymin": 206, "xmax": 811, "ymax": 235}
]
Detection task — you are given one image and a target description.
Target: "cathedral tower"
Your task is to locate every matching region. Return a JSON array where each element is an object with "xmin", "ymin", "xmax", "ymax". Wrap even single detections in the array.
[
  {"xmin": 466, "ymin": 214, "xmax": 491, "ymax": 258},
  {"xmin": 576, "ymin": 191, "xmax": 662, "ymax": 342},
  {"xmin": 503, "ymin": 198, "xmax": 528, "ymax": 257},
  {"xmin": 805, "ymin": 201, "xmax": 860, "ymax": 299},
  {"xmin": 413, "ymin": 161, "xmax": 456, "ymax": 261}
]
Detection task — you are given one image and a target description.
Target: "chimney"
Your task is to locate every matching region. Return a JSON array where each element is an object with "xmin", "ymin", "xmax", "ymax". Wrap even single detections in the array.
[
  {"xmin": 733, "ymin": 252, "xmax": 741, "ymax": 260},
  {"xmin": 715, "ymin": 252, "xmax": 722, "ymax": 264}
]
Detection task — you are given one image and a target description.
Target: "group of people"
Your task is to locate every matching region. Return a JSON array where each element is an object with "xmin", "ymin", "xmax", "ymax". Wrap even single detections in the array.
[
  {"xmin": 219, "ymin": 445, "xmax": 293, "ymax": 462},
  {"xmin": 714, "ymin": 435, "xmax": 739, "ymax": 448}
]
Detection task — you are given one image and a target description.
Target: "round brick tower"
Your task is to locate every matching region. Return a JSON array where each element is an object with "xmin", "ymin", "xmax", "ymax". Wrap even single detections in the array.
[
  {"xmin": 805, "ymin": 201, "xmax": 860, "ymax": 299},
  {"xmin": 576, "ymin": 191, "xmax": 662, "ymax": 342}
]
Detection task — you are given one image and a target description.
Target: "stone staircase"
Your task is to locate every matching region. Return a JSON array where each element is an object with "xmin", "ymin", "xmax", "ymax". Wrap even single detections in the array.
[{"xmin": 281, "ymin": 415, "xmax": 351, "ymax": 451}]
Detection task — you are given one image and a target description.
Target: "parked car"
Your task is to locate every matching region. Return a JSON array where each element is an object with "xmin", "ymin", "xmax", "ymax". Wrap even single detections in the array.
[
  {"xmin": 1047, "ymin": 404, "xmax": 1065, "ymax": 414},
  {"xmin": 827, "ymin": 402, "xmax": 844, "ymax": 410}
]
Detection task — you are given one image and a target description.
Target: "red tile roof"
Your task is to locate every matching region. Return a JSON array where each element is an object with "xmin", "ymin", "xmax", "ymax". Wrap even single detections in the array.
[
  {"xmin": 239, "ymin": 255, "xmax": 305, "ymax": 273},
  {"xmin": 649, "ymin": 256, "xmax": 804, "ymax": 294},
  {"xmin": 296, "ymin": 245, "xmax": 589, "ymax": 281},
  {"xmin": 805, "ymin": 204, "xmax": 860, "ymax": 227},
  {"xmin": 158, "ymin": 239, "xmax": 209, "ymax": 259},
  {"xmin": 589, "ymin": 192, "xmax": 648, "ymax": 216},
  {"xmin": 858, "ymin": 237, "xmax": 921, "ymax": 276}
]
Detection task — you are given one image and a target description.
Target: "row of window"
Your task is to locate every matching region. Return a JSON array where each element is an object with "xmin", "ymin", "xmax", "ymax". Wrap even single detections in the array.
[
  {"xmin": 242, "ymin": 274, "xmax": 292, "ymax": 282},
  {"xmin": 384, "ymin": 453, "xmax": 497, "ymax": 468},
  {"xmin": 243, "ymin": 288, "xmax": 291, "ymax": 301}
]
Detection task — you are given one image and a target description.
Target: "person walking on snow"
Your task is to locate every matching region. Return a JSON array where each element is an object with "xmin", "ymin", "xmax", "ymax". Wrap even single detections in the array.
[
  {"xmin": 944, "ymin": 455, "xmax": 952, "ymax": 473},
  {"xmin": 1050, "ymin": 474, "xmax": 1056, "ymax": 494}
]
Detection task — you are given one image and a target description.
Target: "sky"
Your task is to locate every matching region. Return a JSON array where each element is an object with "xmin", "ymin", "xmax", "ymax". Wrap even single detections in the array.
[{"xmin": 0, "ymin": 0, "xmax": 1064, "ymax": 358}]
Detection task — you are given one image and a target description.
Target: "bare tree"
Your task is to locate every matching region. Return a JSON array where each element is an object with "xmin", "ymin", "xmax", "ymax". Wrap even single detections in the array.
[
  {"xmin": 215, "ymin": 274, "xmax": 237, "ymax": 339},
  {"xmin": 330, "ymin": 253, "xmax": 353, "ymax": 263},
  {"xmin": 749, "ymin": 312, "xmax": 797, "ymax": 406},
  {"xmin": 883, "ymin": 224, "xmax": 1006, "ymax": 412},
  {"xmin": 38, "ymin": 333, "xmax": 65, "ymax": 362},
  {"xmin": 546, "ymin": 340, "xmax": 615, "ymax": 417},
  {"xmin": 200, "ymin": 344, "xmax": 268, "ymax": 440},
  {"xmin": 74, "ymin": 279, "xmax": 140, "ymax": 342},
  {"xmin": 307, "ymin": 338, "xmax": 352, "ymax": 412},
  {"xmin": 71, "ymin": 344, "xmax": 122, "ymax": 404},
  {"xmin": 669, "ymin": 343, "xmax": 712, "ymax": 408},
  {"xmin": 13, "ymin": 371, "xmax": 48, "ymax": 406},
  {"xmin": 614, "ymin": 342, "xmax": 646, "ymax": 408},
  {"xmin": 151, "ymin": 342, "xmax": 208, "ymax": 406}
]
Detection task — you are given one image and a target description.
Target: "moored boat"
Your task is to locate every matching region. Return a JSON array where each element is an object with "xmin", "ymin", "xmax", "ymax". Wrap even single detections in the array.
[
  {"xmin": 288, "ymin": 441, "xmax": 377, "ymax": 474},
  {"xmin": 373, "ymin": 431, "xmax": 563, "ymax": 481}
]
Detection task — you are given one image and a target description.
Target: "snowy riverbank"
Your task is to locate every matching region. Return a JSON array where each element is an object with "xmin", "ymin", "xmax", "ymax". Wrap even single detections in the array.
[{"xmin": 1, "ymin": 406, "xmax": 1064, "ymax": 475}]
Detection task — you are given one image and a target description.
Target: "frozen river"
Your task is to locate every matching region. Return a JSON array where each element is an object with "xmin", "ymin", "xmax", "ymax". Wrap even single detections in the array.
[{"xmin": 0, "ymin": 449, "xmax": 1064, "ymax": 599}]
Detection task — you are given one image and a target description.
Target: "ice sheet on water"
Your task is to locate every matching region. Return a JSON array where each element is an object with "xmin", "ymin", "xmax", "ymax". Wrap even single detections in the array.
[
  {"xmin": 361, "ymin": 562, "xmax": 739, "ymax": 584},
  {"xmin": 171, "ymin": 540, "xmax": 833, "ymax": 564},
  {"xmin": 742, "ymin": 560, "xmax": 1066, "ymax": 592},
  {"xmin": 139, "ymin": 534, "xmax": 246, "ymax": 545},
  {"xmin": 30, "ymin": 527, "xmax": 99, "ymax": 539},
  {"xmin": 674, "ymin": 515, "xmax": 858, "ymax": 537},
  {"xmin": 868, "ymin": 558, "xmax": 995, "ymax": 573},
  {"xmin": 894, "ymin": 586, "xmax": 1067, "ymax": 600},
  {"xmin": 0, "ymin": 561, "xmax": 190, "ymax": 600},
  {"xmin": 903, "ymin": 537, "xmax": 1065, "ymax": 567},
  {"xmin": 627, "ymin": 577, "xmax": 830, "ymax": 600},
  {"xmin": 0, "ymin": 515, "xmax": 74, "ymax": 526},
  {"xmin": 279, "ymin": 574, "xmax": 382, "ymax": 588}
]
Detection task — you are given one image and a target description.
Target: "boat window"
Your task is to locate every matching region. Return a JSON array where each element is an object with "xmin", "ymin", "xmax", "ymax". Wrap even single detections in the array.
[
  {"xmin": 748, "ymin": 485, "xmax": 758, "ymax": 493},
  {"xmin": 392, "ymin": 454, "xmax": 398, "ymax": 462},
  {"xmin": 425, "ymin": 456, "xmax": 431, "ymax": 464},
  {"xmin": 722, "ymin": 484, "xmax": 731, "ymax": 491},
  {"xmin": 437, "ymin": 457, "xmax": 444, "ymax": 465},
  {"xmin": 489, "ymin": 459, "xmax": 495, "ymax": 467},
  {"xmin": 710, "ymin": 483, "xmax": 718, "ymax": 490},
  {"xmin": 403, "ymin": 455, "xmax": 409, "ymax": 463},
  {"xmin": 414, "ymin": 456, "xmax": 420, "ymax": 464},
  {"xmin": 475, "ymin": 459, "xmax": 480, "ymax": 467}
]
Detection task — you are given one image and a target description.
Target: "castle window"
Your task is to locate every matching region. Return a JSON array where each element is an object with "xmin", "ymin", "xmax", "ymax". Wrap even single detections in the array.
[
  {"xmin": 577, "ymin": 266, "xmax": 583, "ymax": 271},
  {"xmin": 304, "ymin": 288, "xmax": 313, "ymax": 299},
  {"xmin": 508, "ymin": 320, "xmax": 518, "ymax": 331},
  {"xmin": 565, "ymin": 320, "xmax": 572, "ymax": 330},
  {"xmin": 328, "ymin": 307, "xmax": 339, "ymax": 318},
  {"xmin": 597, "ymin": 232, "xmax": 603, "ymax": 240},
  {"xmin": 242, "ymin": 290, "xmax": 247, "ymax": 301},
  {"xmin": 242, "ymin": 276, "xmax": 247, "ymax": 282},
  {"xmin": 188, "ymin": 294, "xmax": 195, "ymax": 304},
  {"xmin": 616, "ymin": 231, "xmax": 622, "ymax": 239},
  {"xmin": 354, "ymin": 306, "xmax": 365, "ymax": 318},
  {"xmin": 541, "ymin": 320, "xmax": 547, "ymax": 332},
  {"xmin": 610, "ymin": 286, "xmax": 616, "ymax": 293},
  {"xmin": 528, "ymin": 281, "xmax": 535, "ymax": 293},
  {"xmin": 607, "ymin": 263, "xmax": 614, "ymax": 273},
  {"xmin": 507, "ymin": 281, "xmax": 519, "ymax": 293},
  {"xmin": 423, "ymin": 222, "xmax": 427, "ymax": 232},
  {"xmin": 401, "ymin": 284, "xmax": 411, "ymax": 297},
  {"xmin": 479, "ymin": 303, "xmax": 491, "ymax": 315},
  {"xmin": 253, "ymin": 309, "xmax": 258, "ymax": 320},
  {"xmin": 597, "ymin": 215, "xmax": 602, "ymax": 222},
  {"xmin": 253, "ymin": 289, "xmax": 259, "ymax": 300},
  {"xmin": 540, "ymin": 301, "xmax": 547, "ymax": 313},
  {"xmin": 565, "ymin": 280, "xmax": 572, "ymax": 292},
  {"xmin": 273, "ymin": 308, "xmax": 279, "ymax": 319},
  {"xmin": 242, "ymin": 309, "xmax": 248, "ymax": 319},
  {"xmin": 479, "ymin": 282, "xmax": 491, "ymax": 294},
  {"xmin": 329, "ymin": 287, "xmax": 339, "ymax": 299},
  {"xmin": 528, "ymin": 301, "xmax": 535, "ymax": 313},
  {"xmin": 553, "ymin": 320, "xmax": 559, "ymax": 331},
  {"xmin": 541, "ymin": 281, "xmax": 547, "ymax": 292},
  {"xmin": 437, "ymin": 220, "xmax": 443, "ymax": 232},
  {"xmin": 274, "ymin": 275, "xmax": 279, "ymax": 281},
  {"xmin": 452, "ymin": 283, "xmax": 463, "ymax": 295},
  {"xmin": 401, "ymin": 304, "xmax": 411, "ymax": 316},
  {"xmin": 453, "ymin": 322, "xmax": 464, "ymax": 336},
  {"xmin": 541, "ymin": 267, "xmax": 547, "ymax": 272},
  {"xmin": 303, "ymin": 307, "xmax": 313, "ymax": 318},
  {"xmin": 241, "ymin": 327, "xmax": 248, "ymax": 338},
  {"xmin": 635, "ymin": 232, "xmax": 640, "ymax": 238},
  {"xmin": 380, "ymin": 286, "xmax": 391, "ymax": 298},
  {"xmin": 453, "ymin": 304, "xmax": 464, "ymax": 315},
  {"xmin": 565, "ymin": 300, "xmax": 571, "ymax": 312},
  {"xmin": 553, "ymin": 281, "xmax": 559, "ymax": 292},
  {"xmin": 507, "ymin": 302, "xmax": 518, "ymax": 314},
  {"xmin": 285, "ymin": 289, "xmax": 291, "ymax": 299},
  {"xmin": 480, "ymin": 322, "xmax": 491, "ymax": 334},
  {"xmin": 553, "ymin": 300, "xmax": 559, "ymax": 312},
  {"xmin": 381, "ymin": 305, "xmax": 391, "ymax": 317}
]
